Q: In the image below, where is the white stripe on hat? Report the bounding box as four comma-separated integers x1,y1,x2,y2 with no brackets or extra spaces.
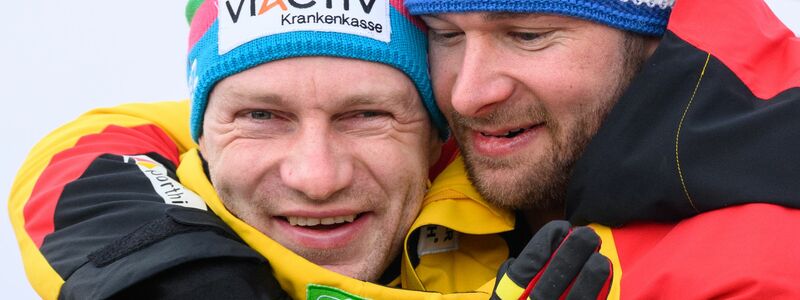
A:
621,0,674,9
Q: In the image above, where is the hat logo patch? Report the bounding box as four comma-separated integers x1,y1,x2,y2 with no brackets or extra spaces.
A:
219,0,391,54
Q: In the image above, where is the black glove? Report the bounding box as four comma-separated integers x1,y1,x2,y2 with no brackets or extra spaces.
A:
490,220,612,300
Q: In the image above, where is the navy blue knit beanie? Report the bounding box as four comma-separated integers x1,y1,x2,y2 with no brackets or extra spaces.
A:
405,0,673,36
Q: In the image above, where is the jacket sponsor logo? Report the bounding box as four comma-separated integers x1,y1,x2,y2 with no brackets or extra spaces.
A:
124,155,208,211
218,0,391,54
306,284,367,300
417,225,459,257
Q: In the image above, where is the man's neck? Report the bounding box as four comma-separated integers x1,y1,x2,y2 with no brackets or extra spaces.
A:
521,207,564,233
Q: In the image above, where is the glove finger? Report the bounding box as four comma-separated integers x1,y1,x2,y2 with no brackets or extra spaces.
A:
506,220,572,286
564,253,612,300
530,226,600,300
490,258,516,300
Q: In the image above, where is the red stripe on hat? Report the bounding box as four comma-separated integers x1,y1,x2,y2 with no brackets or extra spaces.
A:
668,0,800,100
24,125,180,248
391,0,427,31
189,0,219,51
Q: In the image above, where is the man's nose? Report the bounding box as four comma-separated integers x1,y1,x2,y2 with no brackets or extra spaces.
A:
280,123,353,201
449,38,515,117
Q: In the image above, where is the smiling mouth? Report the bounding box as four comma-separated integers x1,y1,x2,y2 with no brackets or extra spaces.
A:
480,124,540,138
284,214,359,230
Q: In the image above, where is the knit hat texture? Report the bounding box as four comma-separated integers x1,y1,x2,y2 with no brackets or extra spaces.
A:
186,0,446,141
405,0,673,36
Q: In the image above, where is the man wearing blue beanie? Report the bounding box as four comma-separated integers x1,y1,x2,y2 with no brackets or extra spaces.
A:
11,0,450,298
403,0,800,298
11,0,604,299
12,0,800,299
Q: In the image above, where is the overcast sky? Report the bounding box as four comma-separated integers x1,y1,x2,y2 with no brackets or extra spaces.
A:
1,1,798,298
0,2,188,298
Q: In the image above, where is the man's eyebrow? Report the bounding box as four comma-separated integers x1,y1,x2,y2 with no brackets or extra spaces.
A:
341,91,414,111
342,97,377,107
342,95,396,108
220,88,288,107
253,94,288,105
483,12,542,21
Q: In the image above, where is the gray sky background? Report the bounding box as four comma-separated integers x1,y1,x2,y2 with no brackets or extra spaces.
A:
0,1,797,298
1,2,188,298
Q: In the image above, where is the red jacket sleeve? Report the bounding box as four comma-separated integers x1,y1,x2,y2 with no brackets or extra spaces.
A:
609,203,800,299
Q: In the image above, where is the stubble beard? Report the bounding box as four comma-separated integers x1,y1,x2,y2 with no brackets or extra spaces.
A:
456,33,650,211
456,101,596,211
212,173,424,282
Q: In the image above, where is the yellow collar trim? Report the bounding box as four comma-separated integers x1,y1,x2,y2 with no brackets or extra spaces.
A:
177,149,490,300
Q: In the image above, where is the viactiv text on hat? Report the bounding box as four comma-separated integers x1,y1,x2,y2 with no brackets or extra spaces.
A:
186,0,448,141
404,0,674,36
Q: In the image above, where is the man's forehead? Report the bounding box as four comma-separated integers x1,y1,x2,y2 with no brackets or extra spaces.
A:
424,12,575,25
217,86,415,108
482,12,546,21
212,60,419,110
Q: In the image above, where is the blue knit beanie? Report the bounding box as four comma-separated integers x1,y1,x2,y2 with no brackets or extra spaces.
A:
186,0,447,141
405,0,673,36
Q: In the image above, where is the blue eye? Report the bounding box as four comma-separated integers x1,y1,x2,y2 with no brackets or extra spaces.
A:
429,31,463,43
358,111,382,118
509,31,542,41
250,111,273,120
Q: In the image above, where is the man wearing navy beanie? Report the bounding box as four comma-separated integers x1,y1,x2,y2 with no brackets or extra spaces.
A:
11,0,800,299
404,0,800,298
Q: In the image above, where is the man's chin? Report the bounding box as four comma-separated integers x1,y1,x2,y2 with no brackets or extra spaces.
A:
464,153,567,211
471,172,532,209
318,262,377,282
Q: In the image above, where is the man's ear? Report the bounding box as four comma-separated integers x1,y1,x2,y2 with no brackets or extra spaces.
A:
643,36,661,60
197,135,206,153
428,131,444,168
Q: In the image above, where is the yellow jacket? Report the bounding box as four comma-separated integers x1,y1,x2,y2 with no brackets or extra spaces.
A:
10,100,511,299
181,149,510,299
